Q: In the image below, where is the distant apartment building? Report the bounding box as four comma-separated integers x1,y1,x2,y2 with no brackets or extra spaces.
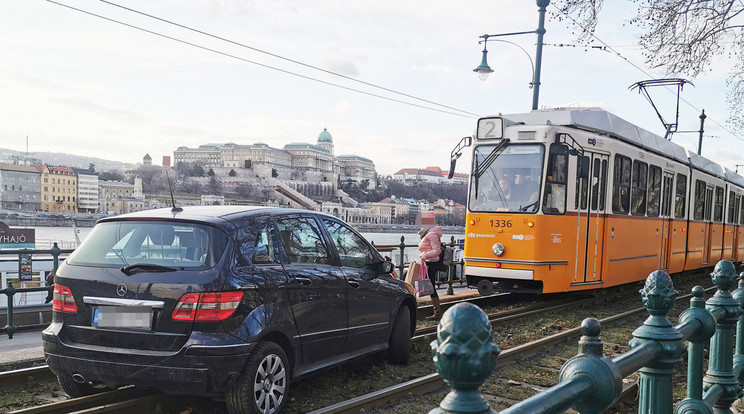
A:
392,166,468,185
392,168,444,184
0,163,41,212
99,179,144,215
74,168,100,213
41,166,78,213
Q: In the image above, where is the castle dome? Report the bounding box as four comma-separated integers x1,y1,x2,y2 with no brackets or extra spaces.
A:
318,128,333,143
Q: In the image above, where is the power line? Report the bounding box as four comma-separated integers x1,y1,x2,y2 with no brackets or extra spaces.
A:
98,0,481,118
46,0,479,119
549,3,744,144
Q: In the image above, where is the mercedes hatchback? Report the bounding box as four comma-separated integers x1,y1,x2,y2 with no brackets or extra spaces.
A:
43,206,416,414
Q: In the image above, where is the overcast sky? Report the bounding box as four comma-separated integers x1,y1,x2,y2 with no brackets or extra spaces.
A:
1,1,740,175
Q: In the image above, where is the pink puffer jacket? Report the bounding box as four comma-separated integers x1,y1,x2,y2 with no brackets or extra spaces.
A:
418,226,442,262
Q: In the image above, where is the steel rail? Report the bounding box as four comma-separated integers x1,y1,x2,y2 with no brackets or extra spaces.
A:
306,288,709,414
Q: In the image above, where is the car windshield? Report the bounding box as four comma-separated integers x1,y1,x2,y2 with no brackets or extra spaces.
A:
469,144,545,213
65,221,229,269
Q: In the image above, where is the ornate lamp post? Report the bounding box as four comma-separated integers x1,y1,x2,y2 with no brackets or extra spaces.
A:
473,0,550,110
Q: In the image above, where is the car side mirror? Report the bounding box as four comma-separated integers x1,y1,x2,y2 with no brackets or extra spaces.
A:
379,260,394,274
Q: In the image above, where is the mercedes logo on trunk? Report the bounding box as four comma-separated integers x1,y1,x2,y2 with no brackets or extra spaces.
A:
116,283,127,296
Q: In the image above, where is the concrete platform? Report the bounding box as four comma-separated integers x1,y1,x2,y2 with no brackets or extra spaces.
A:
0,329,45,368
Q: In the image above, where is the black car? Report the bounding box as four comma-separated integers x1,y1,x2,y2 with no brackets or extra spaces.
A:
42,206,416,414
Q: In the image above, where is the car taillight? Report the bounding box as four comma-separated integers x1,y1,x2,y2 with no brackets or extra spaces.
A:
172,291,244,321
52,284,78,313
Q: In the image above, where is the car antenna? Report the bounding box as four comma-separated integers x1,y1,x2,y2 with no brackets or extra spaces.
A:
164,167,182,212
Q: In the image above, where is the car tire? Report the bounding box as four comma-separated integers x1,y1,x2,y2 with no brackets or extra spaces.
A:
57,375,109,398
388,305,411,364
226,342,290,414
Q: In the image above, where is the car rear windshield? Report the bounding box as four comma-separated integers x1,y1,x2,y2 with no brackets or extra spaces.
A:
65,221,229,269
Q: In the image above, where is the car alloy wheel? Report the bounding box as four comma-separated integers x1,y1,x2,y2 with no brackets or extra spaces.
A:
254,353,287,413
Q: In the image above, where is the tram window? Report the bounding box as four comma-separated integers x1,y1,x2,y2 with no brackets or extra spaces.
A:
647,165,661,217
727,191,737,224
543,144,568,215
675,174,687,218
630,160,648,216
714,186,724,222
612,154,631,214
575,155,589,210
740,197,744,224
693,180,706,220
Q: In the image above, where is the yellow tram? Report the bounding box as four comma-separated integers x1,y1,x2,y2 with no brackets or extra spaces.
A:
454,108,744,295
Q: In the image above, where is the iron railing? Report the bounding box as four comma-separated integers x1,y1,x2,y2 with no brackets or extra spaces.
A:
429,259,744,413
372,236,466,295
1,243,72,339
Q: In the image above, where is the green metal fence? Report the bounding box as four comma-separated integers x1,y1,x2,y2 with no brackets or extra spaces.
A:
1,243,71,339
430,260,744,413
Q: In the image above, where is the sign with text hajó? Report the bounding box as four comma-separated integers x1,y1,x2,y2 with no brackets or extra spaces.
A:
0,221,35,249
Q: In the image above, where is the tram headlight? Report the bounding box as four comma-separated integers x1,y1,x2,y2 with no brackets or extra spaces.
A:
492,243,505,256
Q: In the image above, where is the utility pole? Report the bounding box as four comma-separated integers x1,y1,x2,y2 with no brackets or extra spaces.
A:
697,109,706,155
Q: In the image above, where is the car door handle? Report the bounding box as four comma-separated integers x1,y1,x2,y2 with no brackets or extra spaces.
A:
347,280,360,288
294,277,312,286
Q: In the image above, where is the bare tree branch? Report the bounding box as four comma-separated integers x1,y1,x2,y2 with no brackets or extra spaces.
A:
551,0,744,131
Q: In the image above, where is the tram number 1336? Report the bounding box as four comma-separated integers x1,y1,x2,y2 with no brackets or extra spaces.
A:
490,219,512,228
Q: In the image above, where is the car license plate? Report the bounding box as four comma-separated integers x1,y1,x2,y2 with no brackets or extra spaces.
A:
92,306,153,330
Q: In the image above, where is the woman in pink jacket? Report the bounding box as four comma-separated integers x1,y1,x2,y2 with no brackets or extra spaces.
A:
418,224,443,319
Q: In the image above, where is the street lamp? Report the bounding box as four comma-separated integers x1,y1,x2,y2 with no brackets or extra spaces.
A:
473,0,550,110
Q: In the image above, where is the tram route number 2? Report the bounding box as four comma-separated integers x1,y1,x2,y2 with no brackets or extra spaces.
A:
489,219,512,228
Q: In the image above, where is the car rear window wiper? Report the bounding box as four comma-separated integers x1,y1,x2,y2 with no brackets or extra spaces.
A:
121,263,178,276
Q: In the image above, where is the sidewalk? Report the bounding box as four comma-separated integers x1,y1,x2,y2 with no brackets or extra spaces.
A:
416,284,480,305
0,329,45,368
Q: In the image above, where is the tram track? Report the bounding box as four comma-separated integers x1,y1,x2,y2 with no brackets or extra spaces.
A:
1,270,713,414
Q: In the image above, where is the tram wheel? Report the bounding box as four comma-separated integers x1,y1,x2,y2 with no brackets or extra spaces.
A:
477,279,495,296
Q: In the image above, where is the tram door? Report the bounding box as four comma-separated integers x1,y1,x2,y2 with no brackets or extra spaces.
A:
659,172,675,270
574,153,608,284
702,185,714,265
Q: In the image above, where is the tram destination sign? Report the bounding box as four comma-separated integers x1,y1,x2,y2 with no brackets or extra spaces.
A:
0,221,35,249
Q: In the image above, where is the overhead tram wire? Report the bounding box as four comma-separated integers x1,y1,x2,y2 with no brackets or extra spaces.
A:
98,0,481,119
549,3,744,144
46,0,479,120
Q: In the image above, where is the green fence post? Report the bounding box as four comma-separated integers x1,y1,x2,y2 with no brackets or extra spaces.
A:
557,318,622,414
51,242,61,271
446,236,455,296
398,236,406,279
704,260,742,413
630,269,686,413
429,302,500,414
676,285,716,414
4,281,17,339
734,273,744,392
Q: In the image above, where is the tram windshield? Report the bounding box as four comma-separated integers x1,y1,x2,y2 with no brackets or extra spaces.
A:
469,144,544,213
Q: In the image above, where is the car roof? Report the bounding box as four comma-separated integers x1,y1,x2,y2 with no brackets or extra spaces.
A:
98,205,337,227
